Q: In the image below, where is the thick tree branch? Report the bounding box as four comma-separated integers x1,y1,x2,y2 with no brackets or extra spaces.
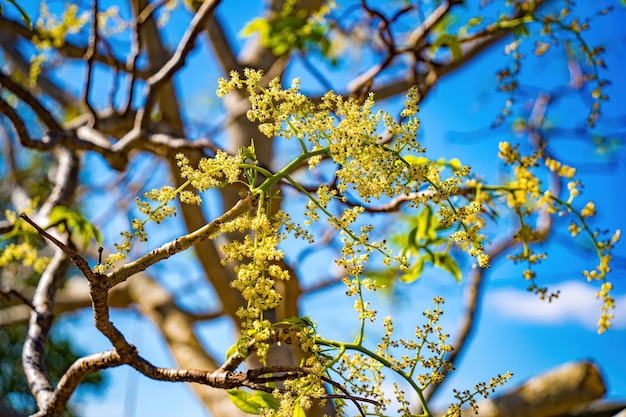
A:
22,249,73,411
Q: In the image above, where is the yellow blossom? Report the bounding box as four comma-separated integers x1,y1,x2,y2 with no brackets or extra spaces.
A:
581,201,596,217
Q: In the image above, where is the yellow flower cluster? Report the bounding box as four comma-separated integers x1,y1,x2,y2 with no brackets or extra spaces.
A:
177,151,244,191
447,371,514,416
0,206,51,274
497,139,618,333
0,242,50,274
217,210,291,356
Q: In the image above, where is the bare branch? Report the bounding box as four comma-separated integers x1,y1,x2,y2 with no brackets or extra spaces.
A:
0,33,80,108
137,0,173,24
82,0,99,122
136,0,222,130
44,350,125,416
0,288,34,310
406,1,457,49
204,11,244,74
0,71,63,132
0,95,50,151
22,249,73,411
0,16,150,79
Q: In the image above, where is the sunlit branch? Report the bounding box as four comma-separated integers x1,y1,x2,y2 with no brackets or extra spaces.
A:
44,350,125,416
108,194,254,287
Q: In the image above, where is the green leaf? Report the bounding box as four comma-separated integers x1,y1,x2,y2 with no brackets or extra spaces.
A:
432,13,457,35
430,33,463,61
241,17,270,38
225,341,238,360
407,226,419,250
415,205,432,241
273,316,314,330
400,256,425,283
227,389,280,414
48,206,102,249
467,16,483,28
433,253,462,282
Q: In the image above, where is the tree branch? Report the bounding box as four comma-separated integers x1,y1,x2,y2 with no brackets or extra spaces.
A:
108,193,254,287
135,0,222,130
0,16,150,78
0,70,63,132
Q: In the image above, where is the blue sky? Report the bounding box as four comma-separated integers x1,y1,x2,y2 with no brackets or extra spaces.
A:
3,1,626,416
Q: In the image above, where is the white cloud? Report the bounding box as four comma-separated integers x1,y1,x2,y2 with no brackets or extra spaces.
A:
486,281,626,330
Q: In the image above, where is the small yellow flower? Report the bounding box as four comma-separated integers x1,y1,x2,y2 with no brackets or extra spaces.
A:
568,221,581,237
581,201,596,217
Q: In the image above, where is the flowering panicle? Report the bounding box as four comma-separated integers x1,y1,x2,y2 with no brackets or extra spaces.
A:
446,371,514,416
496,140,619,333
1,204,52,274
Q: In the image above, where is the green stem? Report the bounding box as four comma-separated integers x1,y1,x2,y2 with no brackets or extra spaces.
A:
257,84,308,153
142,178,192,226
255,147,329,193
354,274,366,346
316,337,432,417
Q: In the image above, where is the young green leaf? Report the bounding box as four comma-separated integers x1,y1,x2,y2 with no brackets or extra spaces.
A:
433,253,462,282
400,256,425,283
48,206,103,249
227,389,280,414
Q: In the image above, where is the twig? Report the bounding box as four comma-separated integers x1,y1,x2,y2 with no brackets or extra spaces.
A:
19,214,95,282
135,0,222,130
0,70,63,132
0,288,35,310
0,15,150,79
82,0,99,123
0,95,49,151
320,375,378,417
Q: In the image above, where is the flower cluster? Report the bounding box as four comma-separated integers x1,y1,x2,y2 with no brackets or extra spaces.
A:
177,151,244,191
217,209,291,357
496,140,619,333
0,205,51,275
376,297,454,387
446,371,514,416
0,242,50,275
